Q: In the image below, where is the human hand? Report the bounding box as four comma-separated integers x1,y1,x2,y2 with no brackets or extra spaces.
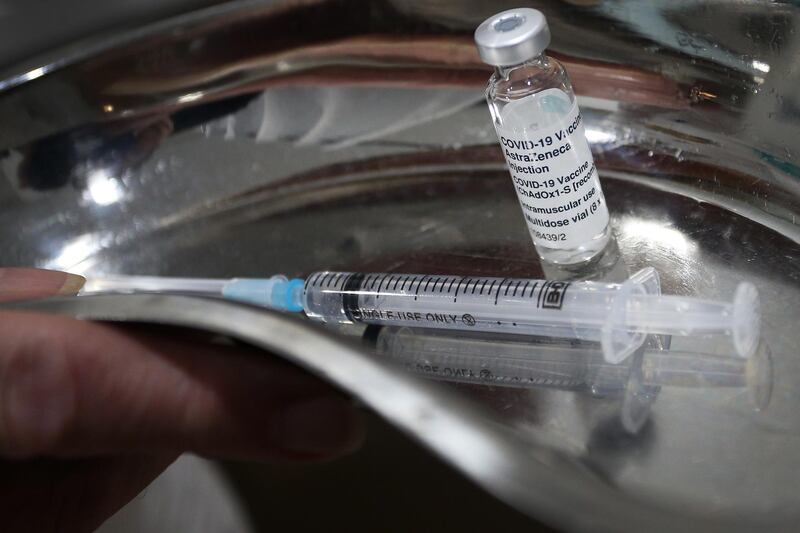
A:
0,268,364,533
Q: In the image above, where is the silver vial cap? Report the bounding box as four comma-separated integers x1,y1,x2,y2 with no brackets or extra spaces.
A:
474,8,551,67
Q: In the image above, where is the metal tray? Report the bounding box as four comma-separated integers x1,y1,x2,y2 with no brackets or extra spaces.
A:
1,1,798,531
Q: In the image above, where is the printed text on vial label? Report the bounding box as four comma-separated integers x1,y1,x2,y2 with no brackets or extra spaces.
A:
497,94,609,249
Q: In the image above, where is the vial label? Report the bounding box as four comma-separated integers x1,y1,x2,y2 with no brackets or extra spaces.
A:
495,88,609,249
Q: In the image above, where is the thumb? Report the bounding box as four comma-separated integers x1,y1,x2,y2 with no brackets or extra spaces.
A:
0,311,364,462
0,268,84,303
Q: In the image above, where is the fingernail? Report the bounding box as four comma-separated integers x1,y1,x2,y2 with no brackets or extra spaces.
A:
58,274,86,296
1,351,75,457
275,395,363,458
0,269,85,303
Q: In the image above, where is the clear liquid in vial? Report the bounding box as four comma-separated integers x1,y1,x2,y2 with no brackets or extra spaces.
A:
486,55,610,265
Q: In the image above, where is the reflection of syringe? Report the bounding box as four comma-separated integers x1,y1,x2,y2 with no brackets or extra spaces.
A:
372,327,773,411
81,267,760,363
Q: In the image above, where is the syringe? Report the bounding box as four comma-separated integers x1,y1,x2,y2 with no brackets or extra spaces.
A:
371,327,772,411
80,267,760,363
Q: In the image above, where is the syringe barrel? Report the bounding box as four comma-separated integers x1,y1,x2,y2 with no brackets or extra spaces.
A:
375,326,632,392
304,271,633,341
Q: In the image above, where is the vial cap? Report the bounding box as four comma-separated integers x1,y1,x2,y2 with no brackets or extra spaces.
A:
474,8,551,67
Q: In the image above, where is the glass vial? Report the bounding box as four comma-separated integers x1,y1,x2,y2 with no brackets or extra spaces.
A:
475,8,610,265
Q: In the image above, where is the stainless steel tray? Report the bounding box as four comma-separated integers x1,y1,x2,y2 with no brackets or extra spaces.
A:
1,1,798,531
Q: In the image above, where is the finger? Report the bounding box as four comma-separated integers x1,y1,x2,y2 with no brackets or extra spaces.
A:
0,453,176,533
0,268,85,302
0,312,364,461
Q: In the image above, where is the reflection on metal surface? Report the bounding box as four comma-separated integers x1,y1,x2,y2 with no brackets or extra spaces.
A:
0,0,800,530
618,217,697,258
583,126,617,145
374,327,770,407
85,169,125,205
0,65,50,89
373,326,773,433
0,293,768,533
751,60,770,74
45,234,103,273
176,91,206,104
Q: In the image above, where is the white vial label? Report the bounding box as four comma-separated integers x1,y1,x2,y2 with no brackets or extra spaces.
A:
496,88,609,249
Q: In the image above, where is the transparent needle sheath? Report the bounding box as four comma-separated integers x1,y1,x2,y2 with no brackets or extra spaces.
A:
81,267,760,363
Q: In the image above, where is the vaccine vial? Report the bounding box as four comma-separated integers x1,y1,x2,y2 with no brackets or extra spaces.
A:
475,8,611,265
